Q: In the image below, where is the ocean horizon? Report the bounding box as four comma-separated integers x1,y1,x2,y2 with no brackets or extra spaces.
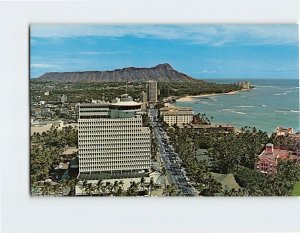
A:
175,78,299,134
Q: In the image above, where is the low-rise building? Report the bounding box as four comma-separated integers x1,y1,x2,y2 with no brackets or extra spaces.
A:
31,120,64,135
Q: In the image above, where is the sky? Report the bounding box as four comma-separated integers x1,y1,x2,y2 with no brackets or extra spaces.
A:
30,24,299,79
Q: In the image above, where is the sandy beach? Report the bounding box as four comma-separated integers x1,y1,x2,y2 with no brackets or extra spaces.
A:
176,90,240,102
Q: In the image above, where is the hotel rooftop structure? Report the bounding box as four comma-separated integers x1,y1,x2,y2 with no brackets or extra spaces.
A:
77,94,151,180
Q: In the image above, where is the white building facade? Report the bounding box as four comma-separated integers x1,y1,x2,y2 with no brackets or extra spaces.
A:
160,106,194,126
78,95,151,178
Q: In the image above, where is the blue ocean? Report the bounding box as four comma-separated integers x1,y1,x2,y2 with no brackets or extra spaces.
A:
175,79,299,134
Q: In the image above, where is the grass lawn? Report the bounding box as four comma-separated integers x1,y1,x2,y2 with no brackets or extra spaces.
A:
291,181,300,196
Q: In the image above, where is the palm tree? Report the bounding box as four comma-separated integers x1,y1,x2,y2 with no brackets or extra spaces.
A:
140,177,145,192
105,182,113,196
96,180,104,196
148,178,155,196
82,180,88,196
126,181,139,196
163,184,180,196
112,181,120,194
160,167,167,188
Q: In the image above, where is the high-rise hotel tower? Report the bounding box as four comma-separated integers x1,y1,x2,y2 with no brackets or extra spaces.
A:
78,94,151,179
147,81,157,103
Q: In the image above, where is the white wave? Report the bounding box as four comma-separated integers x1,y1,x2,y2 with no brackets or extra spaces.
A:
275,109,299,114
200,101,213,105
210,97,218,102
235,105,254,108
221,109,247,115
275,111,289,114
286,90,298,93
275,110,287,113
255,85,278,88
261,105,267,107
221,109,236,112
231,111,247,115
274,93,287,96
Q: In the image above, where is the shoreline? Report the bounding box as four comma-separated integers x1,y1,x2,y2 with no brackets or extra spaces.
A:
176,90,241,102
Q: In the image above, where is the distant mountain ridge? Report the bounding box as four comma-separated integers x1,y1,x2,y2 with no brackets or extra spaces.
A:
35,63,200,83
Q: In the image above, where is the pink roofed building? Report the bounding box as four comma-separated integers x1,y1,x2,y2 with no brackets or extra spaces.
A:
255,143,294,175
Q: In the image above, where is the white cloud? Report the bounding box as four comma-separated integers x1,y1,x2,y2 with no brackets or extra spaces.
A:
30,24,298,46
198,70,217,74
31,63,60,68
79,51,122,55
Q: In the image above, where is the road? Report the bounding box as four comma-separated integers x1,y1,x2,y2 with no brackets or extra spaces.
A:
149,107,195,196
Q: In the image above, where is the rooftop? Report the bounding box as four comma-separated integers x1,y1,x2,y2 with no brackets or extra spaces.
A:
259,148,291,161
111,94,142,107
62,147,79,155
111,101,141,107
163,111,194,116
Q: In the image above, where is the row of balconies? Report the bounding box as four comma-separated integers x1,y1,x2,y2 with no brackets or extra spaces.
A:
78,139,150,146
79,141,149,145
78,135,150,142
78,132,150,135
79,166,150,172
78,131,148,135
78,120,142,124
79,148,150,152
78,141,150,145
79,165,151,170
79,147,150,150
78,126,142,130
79,152,151,155
79,150,150,155
79,156,150,159
78,134,150,137
79,161,150,165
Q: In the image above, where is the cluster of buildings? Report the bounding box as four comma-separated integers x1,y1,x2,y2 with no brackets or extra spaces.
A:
31,94,76,121
234,81,251,90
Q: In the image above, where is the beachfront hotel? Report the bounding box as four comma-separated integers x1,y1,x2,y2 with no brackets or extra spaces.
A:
276,126,294,136
255,143,297,175
77,94,151,179
160,105,194,126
